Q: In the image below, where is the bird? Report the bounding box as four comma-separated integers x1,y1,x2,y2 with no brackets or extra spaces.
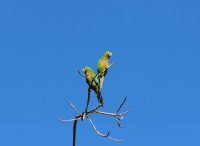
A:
97,51,112,90
82,66,103,106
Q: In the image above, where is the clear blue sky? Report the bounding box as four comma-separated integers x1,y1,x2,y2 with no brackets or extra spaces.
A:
0,1,200,146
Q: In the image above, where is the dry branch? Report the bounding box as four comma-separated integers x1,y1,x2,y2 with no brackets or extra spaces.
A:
58,96,130,145
115,117,125,128
108,136,124,142
73,119,78,146
57,118,81,123
115,96,127,114
86,116,110,137
67,100,80,115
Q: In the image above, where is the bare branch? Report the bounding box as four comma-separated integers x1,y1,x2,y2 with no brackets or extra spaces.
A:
73,119,78,146
115,96,127,114
78,70,86,78
58,85,130,145
85,89,91,113
117,109,131,116
87,109,101,116
117,116,123,121
97,109,130,116
57,118,81,123
87,101,105,114
108,136,124,142
96,96,130,117
86,116,110,137
115,117,125,128
67,100,80,115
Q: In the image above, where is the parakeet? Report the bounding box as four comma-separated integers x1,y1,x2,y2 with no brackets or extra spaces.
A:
97,51,112,90
82,66,103,105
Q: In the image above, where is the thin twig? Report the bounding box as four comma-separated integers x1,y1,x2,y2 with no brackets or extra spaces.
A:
86,116,110,137
67,100,80,115
97,109,130,116
115,96,127,114
87,101,105,114
108,136,124,142
78,70,86,78
96,96,130,117
115,117,125,128
117,116,123,121
85,89,91,113
57,118,81,123
117,109,131,116
87,109,101,116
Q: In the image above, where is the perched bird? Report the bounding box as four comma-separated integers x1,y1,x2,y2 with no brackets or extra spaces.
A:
97,51,112,89
82,67,103,105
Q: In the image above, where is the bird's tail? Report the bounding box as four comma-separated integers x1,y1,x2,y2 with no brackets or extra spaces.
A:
96,91,103,107
99,76,104,90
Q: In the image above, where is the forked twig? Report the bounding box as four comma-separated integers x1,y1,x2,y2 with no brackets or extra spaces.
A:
58,96,130,145
115,117,125,128
117,116,123,120
96,97,130,128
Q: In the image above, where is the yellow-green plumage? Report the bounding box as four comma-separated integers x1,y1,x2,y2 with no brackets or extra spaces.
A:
99,58,108,89
97,51,112,89
82,67,103,105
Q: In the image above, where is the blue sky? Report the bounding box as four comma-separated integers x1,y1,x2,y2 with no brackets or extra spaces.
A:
0,0,200,146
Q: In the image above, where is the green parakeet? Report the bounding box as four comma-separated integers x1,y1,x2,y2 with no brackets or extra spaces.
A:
97,51,112,90
82,66,103,105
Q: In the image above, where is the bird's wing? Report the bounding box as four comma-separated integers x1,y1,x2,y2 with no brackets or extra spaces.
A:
91,71,100,88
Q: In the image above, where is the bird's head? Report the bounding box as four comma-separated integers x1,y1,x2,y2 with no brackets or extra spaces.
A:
82,66,92,73
103,51,112,57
